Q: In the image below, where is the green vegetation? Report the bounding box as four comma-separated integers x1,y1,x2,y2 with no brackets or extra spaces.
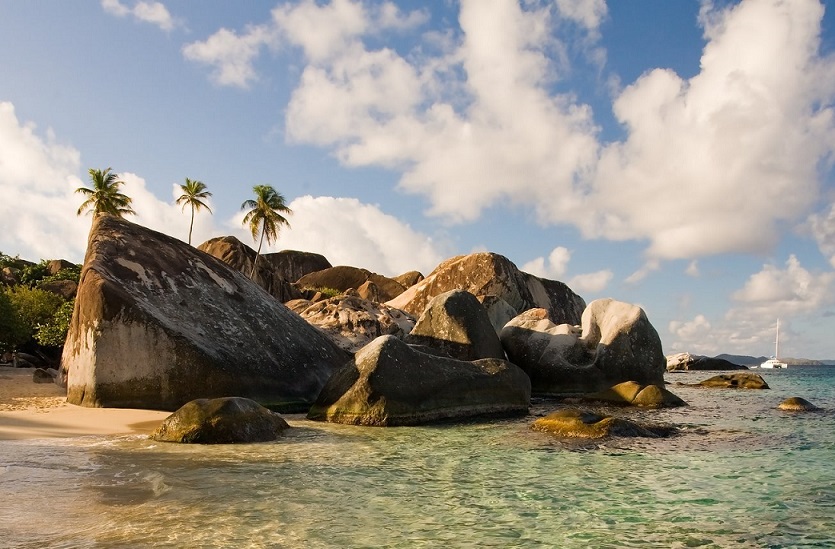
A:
241,185,293,278
35,299,75,348
307,287,342,298
76,167,135,218
176,178,213,245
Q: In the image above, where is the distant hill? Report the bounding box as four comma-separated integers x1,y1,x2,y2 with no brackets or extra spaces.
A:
714,354,826,366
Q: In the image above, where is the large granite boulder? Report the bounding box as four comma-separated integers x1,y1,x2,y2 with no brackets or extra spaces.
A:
500,299,665,395
404,290,505,361
307,335,531,426
197,236,302,302
46,259,77,275
39,279,78,300
293,295,416,353
386,252,585,324
151,397,290,443
262,250,331,283
694,373,770,389
666,352,747,371
478,295,519,334
393,271,424,289
61,215,351,411
296,266,407,302
531,409,677,439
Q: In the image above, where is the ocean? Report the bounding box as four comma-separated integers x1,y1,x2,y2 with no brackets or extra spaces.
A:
2,366,834,548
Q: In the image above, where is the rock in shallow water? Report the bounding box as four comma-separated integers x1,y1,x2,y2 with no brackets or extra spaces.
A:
695,373,769,389
531,409,678,439
777,397,820,411
583,381,686,408
151,397,290,444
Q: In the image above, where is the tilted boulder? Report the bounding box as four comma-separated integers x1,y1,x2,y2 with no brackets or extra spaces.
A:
296,266,407,302
61,215,351,411
478,295,519,334
666,352,747,371
151,397,290,444
386,252,585,325
500,299,665,394
294,295,415,353
262,250,331,283
531,409,677,439
404,289,505,361
197,236,301,302
39,279,78,300
307,335,531,426
393,270,424,289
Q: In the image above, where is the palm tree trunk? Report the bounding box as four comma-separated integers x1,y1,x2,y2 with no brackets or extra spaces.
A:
250,227,264,279
188,206,195,245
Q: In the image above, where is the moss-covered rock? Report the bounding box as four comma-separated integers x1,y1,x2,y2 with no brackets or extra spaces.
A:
777,397,819,411
531,408,677,439
696,373,769,389
151,397,290,444
583,381,686,408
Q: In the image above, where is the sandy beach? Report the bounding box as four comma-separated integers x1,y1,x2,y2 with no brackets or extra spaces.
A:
0,366,170,440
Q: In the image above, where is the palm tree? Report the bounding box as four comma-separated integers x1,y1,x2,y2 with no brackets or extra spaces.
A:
176,178,213,245
75,167,136,218
240,185,292,278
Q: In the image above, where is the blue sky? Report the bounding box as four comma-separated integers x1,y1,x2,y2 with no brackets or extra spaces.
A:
1,0,835,359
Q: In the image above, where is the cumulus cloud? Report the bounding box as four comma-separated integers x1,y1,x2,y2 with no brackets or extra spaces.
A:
807,203,835,268
227,195,446,277
667,255,835,355
101,0,179,31
187,0,835,264
581,0,835,259
0,102,89,262
521,246,612,294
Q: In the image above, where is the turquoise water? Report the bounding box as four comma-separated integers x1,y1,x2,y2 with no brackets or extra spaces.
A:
2,367,834,548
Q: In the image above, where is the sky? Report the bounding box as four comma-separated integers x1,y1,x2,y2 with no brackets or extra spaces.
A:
1,0,835,360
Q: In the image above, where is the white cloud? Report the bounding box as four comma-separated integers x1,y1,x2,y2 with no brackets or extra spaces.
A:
182,25,276,88
101,0,178,31
581,0,835,260
669,314,712,344
0,102,89,262
808,203,835,268
685,260,700,277
625,259,660,284
227,195,446,277
554,0,607,33
521,246,612,294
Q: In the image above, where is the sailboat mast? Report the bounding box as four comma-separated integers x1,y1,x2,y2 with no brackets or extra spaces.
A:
775,318,780,359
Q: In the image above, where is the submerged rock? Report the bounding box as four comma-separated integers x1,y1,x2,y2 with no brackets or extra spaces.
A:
531,409,678,439
583,381,686,408
61,215,351,411
151,397,290,444
308,335,531,426
404,289,506,361
777,397,820,411
500,299,665,395
387,252,585,325
696,373,769,389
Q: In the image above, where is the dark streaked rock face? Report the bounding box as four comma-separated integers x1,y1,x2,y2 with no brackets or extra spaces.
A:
386,252,586,325
531,409,678,439
307,335,531,426
151,397,290,444
262,250,331,283
197,236,301,302
296,266,407,302
404,289,506,362
61,215,350,411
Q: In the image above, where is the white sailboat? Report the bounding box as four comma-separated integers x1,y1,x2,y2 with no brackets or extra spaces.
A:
760,319,788,369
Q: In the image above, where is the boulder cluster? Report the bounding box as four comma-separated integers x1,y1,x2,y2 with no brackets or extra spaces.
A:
56,216,685,441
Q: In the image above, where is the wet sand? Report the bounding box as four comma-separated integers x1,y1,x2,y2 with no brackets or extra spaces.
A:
0,366,169,440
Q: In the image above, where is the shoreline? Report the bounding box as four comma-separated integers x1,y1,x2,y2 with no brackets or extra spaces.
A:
0,366,169,440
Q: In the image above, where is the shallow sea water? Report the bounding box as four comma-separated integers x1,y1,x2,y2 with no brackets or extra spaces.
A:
2,367,834,548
